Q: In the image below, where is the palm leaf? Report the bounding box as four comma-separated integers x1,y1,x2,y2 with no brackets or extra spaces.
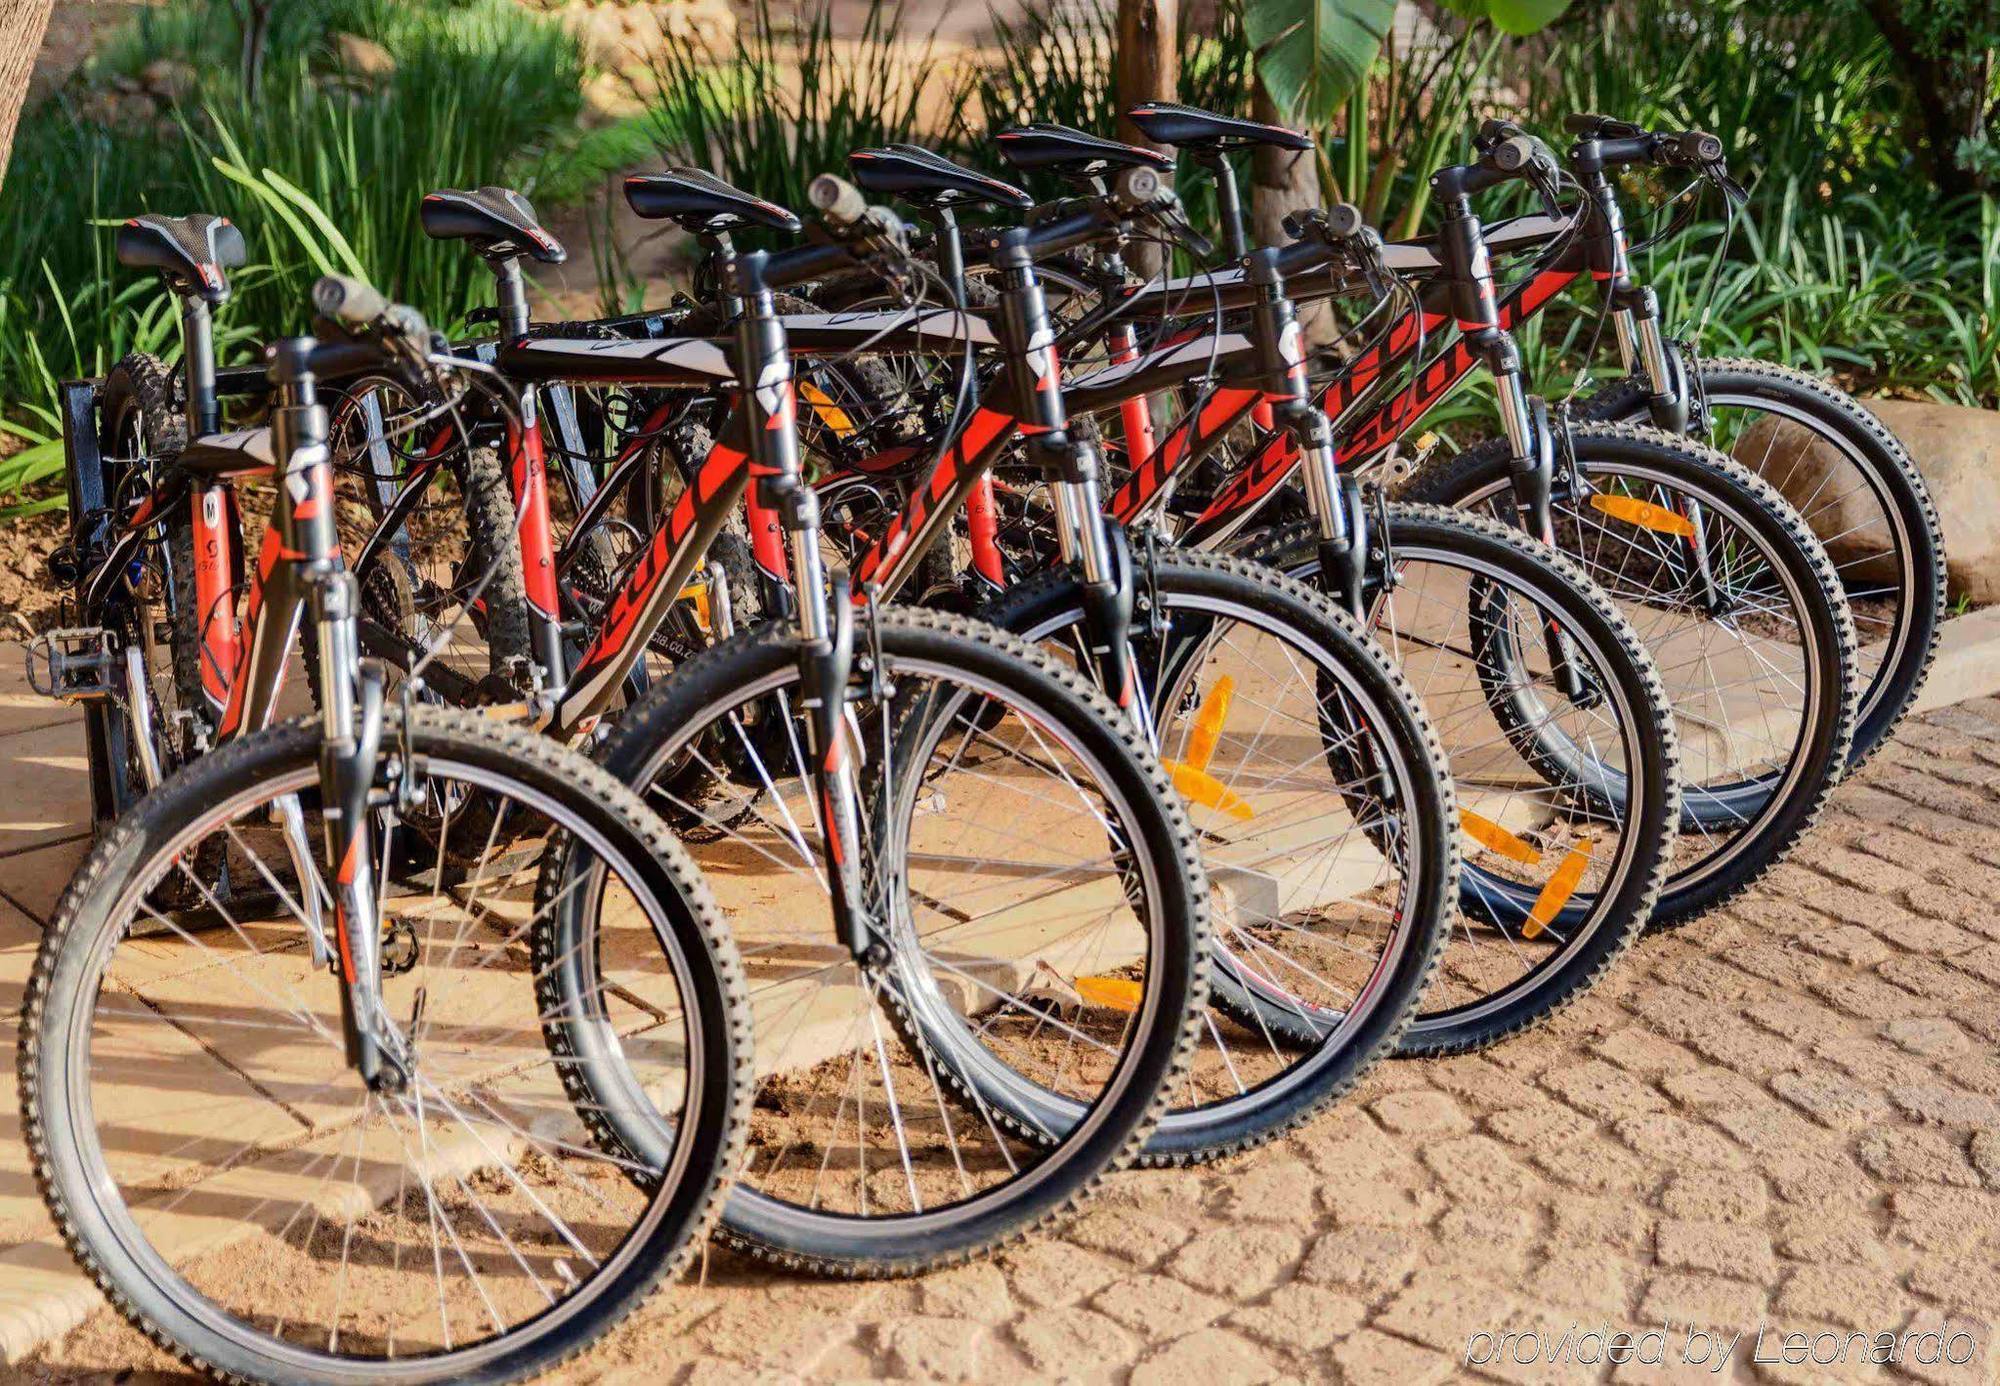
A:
1242,0,1396,125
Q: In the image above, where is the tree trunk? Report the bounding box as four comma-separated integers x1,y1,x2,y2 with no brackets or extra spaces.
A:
1862,0,1984,198
0,0,56,197
1251,79,1335,340
1115,0,1177,279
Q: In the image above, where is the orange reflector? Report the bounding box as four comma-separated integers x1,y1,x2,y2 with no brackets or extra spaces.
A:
800,380,857,436
1523,840,1593,939
1589,493,1695,537
1161,760,1255,820
1076,975,1144,1012
1183,675,1235,772
1460,810,1541,864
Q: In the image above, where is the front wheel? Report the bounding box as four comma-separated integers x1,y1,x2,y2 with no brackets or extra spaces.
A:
979,552,1457,1149
1403,421,1856,925
1579,357,1944,770
552,607,1209,1276
1243,506,1681,1053
23,710,749,1383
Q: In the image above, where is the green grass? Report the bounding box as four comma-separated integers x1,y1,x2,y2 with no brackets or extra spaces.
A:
0,0,594,511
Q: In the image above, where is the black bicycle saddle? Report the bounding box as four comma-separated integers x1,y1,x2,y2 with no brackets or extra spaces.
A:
623,169,802,236
995,124,1175,177
847,145,1032,211
114,213,247,303
420,187,566,263
1125,101,1312,152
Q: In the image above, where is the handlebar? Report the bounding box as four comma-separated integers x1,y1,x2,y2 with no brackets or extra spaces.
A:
1276,202,1389,288
968,163,1196,267
764,174,914,291
313,273,431,342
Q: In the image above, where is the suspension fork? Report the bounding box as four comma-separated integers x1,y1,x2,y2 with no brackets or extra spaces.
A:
1436,198,1594,705
1246,249,1368,620
995,243,1146,738
266,338,400,1090
729,255,873,961
1573,173,1720,609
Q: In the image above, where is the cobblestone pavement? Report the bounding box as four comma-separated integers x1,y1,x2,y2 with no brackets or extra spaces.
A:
22,700,2000,1384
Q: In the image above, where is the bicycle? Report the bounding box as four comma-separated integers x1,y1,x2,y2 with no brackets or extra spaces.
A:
23,274,752,1382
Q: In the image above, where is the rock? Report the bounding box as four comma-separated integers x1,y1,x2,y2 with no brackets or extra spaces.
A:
140,58,197,103
331,32,396,82
1742,397,1995,602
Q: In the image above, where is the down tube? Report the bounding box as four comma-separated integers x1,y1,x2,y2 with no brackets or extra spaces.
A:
550,427,754,737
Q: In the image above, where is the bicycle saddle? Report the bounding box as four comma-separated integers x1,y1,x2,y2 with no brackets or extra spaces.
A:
420,187,566,263
623,169,802,236
114,213,246,303
995,124,1174,178
1125,101,1312,152
848,145,1032,211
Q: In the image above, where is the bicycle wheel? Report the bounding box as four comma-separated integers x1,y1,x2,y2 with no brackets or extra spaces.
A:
1404,421,1855,924
1580,358,1944,768
979,551,1457,1152
324,382,531,700
1243,507,1680,1053
23,709,748,1383
98,354,199,807
544,606,1207,1275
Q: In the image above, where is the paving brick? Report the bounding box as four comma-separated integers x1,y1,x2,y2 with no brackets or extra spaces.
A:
1890,1186,2000,1255
1887,1084,2000,1128
1211,1156,1319,1228
1775,1264,1910,1330
1377,1270,1521,1351
1638,1273,1768,1331
1656,1219,1777,1279
1856,1128,1983,1187
1128,1327,1278,1386
1369,1088,1472,1136
1419,1135,1540,1207
1538,1058,1669,1121
1660,1168,1769,1223
1769,1067,1896,1130
1064,1205,1195,1270
1877,955,1990,1005
1009,1306,1137,1376
1613,1111,1753,1171
1227,1284,1365,1354
1169,1226,1303,1299
1595,1027,1702,1076
1484,1101,1596,1150
1880,1017,1971,1058
1798,924,1893,966
1092,1275,1228,1341
1001,1240,1124,1309
1327,1328,1455,1386
1297,1225,1418,1297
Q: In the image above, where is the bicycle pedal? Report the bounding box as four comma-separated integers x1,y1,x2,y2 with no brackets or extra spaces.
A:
24,627,120,703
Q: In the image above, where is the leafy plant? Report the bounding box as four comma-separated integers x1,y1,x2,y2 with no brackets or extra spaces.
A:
648,0,971,244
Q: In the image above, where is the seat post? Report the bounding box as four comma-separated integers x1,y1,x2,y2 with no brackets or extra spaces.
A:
180,295,219,437
489,256,531,338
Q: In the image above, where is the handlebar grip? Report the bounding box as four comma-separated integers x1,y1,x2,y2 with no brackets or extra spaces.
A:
1676,130,1725,164
1563,112,1644,138
313,274,391,327
1323,202,1364,240
1478,117,1525,146
1110,163,1165,212
808,174,868,230
1490,135,1537,173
